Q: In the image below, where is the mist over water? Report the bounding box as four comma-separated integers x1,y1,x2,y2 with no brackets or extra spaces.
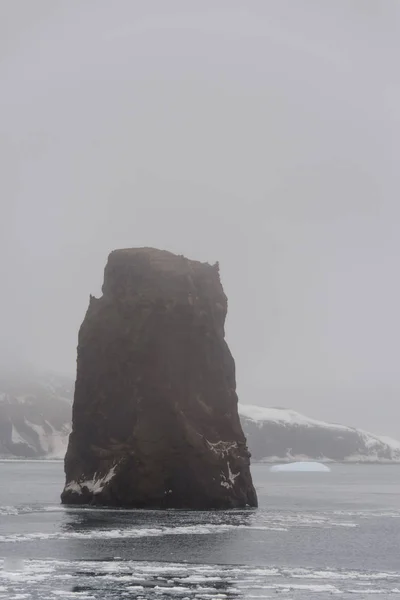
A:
1,4,400,431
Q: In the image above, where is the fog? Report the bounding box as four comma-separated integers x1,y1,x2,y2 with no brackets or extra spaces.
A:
1,1,399,436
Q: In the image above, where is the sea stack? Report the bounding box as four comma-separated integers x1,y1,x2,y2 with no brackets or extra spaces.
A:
61,248,257,508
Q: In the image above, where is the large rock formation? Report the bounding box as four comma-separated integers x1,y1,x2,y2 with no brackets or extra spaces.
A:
62,248,257,508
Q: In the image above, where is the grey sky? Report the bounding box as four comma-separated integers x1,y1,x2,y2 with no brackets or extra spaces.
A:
1,1,400,436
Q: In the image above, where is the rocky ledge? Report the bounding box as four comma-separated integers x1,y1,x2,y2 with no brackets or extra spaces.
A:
61,248,257,508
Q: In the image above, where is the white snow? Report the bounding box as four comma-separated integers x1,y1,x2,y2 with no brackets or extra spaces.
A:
342,452,400,463
63,481,82,494
1,558,399,599
206,439,237,457
65,464,119,495
11,426,28,446
46,423,71,459
24,420,50,453
270,461,331,472
239,403,400,461
260,453,334,464
220,461,240,488
379,436,400,450
239,403,350,431
24,419,70,458
227,461,240,484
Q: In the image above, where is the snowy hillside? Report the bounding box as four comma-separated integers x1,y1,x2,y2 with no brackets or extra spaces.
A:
0,369,73,458
239,404,400,463
2,368,399,465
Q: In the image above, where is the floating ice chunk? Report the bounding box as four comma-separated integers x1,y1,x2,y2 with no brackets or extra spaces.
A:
270,461,330,472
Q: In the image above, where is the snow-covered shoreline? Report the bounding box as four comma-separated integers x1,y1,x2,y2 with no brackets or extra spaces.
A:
239,404,400,464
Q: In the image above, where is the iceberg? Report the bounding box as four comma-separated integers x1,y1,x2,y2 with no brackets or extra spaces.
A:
270,461,330,472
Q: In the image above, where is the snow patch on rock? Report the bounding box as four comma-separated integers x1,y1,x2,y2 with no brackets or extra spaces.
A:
11,426,31,447
220,461,240,489
65,464,119,496
207,439,238,457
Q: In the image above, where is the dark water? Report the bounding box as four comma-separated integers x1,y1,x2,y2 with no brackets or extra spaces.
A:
1,461,400,598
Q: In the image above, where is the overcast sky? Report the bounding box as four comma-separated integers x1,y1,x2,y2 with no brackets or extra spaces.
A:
1,1,400,436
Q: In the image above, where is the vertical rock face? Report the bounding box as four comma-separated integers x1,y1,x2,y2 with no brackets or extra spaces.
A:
61,248,257,508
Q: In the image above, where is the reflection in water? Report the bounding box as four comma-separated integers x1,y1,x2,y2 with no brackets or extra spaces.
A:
61,506,255,535
59,507,257,568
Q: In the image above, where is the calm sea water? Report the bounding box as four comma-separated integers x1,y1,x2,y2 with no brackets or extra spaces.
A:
1,461,400,599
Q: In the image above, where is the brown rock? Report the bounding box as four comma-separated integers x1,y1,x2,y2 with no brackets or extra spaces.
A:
61,248,257,508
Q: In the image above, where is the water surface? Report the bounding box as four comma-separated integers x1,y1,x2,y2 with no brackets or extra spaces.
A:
1,461,400,598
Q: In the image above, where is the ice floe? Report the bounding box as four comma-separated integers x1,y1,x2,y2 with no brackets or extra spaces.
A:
270,461,331,472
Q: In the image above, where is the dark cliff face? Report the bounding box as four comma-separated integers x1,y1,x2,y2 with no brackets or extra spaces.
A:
62,248,257,508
